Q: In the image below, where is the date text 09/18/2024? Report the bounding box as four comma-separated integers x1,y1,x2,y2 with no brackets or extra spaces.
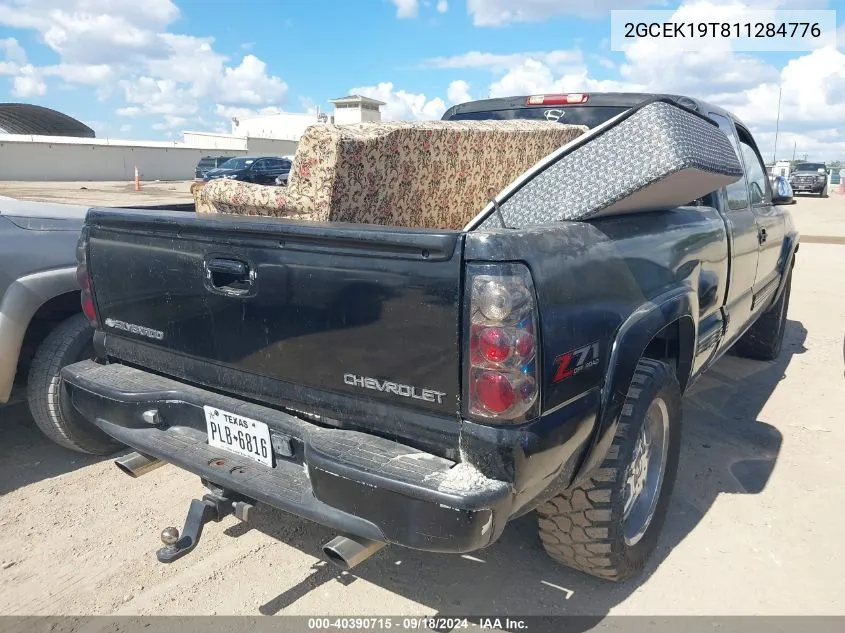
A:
306,618,529,630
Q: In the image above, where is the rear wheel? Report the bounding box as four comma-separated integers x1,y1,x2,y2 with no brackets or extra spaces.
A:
734,269,792,361
27,313,122,455
536,358,682,581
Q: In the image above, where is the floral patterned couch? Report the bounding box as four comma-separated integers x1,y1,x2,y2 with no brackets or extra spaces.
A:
194,120,588,231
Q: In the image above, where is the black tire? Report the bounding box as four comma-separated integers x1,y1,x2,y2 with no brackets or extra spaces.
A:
26,313,122,455
734,269,792,361
536,358,682,581
821,186,828,198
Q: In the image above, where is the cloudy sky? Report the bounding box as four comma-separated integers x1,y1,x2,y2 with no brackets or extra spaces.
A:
0,0,843,161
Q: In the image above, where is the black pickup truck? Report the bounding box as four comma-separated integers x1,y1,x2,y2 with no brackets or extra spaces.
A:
62,93,798,581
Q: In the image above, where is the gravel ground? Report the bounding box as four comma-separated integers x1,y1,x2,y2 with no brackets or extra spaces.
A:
0,194,843,618
0,180,195,207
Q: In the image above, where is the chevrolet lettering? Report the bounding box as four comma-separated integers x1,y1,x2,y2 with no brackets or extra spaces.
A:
343,373,447,404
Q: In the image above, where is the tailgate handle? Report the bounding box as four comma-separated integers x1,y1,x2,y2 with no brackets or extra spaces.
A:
205,258,252,294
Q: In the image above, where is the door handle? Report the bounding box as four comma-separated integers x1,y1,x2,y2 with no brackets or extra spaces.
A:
205,258,252,295
758,228,768,244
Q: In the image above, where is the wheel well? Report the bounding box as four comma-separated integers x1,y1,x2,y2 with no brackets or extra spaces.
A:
641,316,695,392
15,291,81,383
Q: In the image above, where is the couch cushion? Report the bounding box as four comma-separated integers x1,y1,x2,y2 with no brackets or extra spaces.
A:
197,119,588,230
473,99,745,229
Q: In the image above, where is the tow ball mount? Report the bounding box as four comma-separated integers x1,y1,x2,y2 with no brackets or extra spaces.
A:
156,491,254,563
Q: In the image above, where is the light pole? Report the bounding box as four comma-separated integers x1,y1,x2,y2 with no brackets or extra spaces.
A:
772,84,782,164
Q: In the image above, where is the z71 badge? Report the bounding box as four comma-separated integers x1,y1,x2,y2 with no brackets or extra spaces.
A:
553,341,600,383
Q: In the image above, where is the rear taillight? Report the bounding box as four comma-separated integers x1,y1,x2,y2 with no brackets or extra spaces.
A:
76,230,98,327
526,93,589,106
465,263,540,423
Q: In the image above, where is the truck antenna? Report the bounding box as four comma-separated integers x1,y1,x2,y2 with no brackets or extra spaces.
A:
490,196,509,229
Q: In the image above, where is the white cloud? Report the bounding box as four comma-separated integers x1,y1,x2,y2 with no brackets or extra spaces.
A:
447,79,472,104
488,59,638,98
731,47,845,127
436,0,448,12
752,129,845,163
12,64,46,97
118,77,197,117
216,55,288,106
42,64,114,85
391,0,419,19
0,37,27,79
299,96,320,115
1,37,27,65
426,0,845,160
424,49,583,72
349,82,446,120
214,104,284,121
466,0,828,26
151,115,188,131
466,0,664,26
0,0,288,130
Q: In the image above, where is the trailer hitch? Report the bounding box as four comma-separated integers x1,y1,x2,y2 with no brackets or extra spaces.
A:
157,491,255,563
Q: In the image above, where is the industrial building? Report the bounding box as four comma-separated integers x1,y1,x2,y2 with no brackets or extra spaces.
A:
0,96,385,182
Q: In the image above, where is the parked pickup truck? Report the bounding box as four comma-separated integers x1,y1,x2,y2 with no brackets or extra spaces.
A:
62,93,798,581
789,162,829,197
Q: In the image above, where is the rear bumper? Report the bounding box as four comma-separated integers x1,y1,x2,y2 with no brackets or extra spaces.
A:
62,360,514,553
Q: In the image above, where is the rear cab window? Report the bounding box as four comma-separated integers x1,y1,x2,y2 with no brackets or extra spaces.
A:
446,105,629,128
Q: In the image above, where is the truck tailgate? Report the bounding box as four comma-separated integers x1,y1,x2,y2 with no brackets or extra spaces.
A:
84,209,464,437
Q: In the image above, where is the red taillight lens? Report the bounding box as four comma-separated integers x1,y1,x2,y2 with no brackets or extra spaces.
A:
465,263,539,423
474,371,516,414
515,332,535,358
478,327,511,363
81,292,97,323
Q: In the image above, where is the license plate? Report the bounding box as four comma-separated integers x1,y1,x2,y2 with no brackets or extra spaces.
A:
204,405,273,467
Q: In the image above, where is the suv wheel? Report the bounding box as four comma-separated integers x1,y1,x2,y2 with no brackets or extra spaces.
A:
536,358,682,581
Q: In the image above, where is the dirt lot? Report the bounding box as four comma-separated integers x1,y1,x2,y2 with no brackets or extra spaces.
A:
0,193,844,618
0,180,195,207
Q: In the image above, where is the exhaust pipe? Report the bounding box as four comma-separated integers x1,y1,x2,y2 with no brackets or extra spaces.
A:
322,535,386,570
115,452,165,478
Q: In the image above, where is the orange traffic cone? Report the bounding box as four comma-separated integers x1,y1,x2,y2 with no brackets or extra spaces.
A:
134,166,140,192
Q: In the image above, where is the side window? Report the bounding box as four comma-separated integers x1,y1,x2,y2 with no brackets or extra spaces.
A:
708,113,749,211
737,137,769,206
251,159,267,173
